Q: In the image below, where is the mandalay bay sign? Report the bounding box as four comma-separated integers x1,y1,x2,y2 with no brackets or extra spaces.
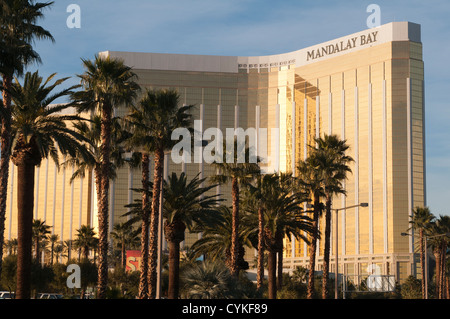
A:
306,30,379,61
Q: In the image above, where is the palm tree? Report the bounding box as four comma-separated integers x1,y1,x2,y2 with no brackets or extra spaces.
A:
48,234,59,265
429,216,450,299
409,206,435,298
241,173,270,290
124,88,193,299
110,222,138,269
243,173,312,299
63,239,73,261
314,134,353,299
9,71,92,299
191,205,253,274
182,260,234,299
211,138,260,277
31,219,51,264
67,114,136,197
122,184,153,298
4,238,18,255
0,0,54,279
297,154,325,299
73,225,97,261
71,54,139,298
162,172,221,299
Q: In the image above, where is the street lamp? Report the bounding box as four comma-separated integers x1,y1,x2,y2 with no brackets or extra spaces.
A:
306,202,368,299
334,203,368,299
401,231,450,299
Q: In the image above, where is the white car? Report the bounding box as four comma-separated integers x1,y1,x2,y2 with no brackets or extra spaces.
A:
38,293,63,299
0,291,14,299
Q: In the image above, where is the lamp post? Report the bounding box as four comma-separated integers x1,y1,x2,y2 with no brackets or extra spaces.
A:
401,231,450,299
334,202,368,299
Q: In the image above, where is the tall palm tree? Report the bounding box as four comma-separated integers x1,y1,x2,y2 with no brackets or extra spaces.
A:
122,184,153,298
211,138,260,277
429,216,450,299
241,173,271,290
297,154,325,299
124,88,193,299
409,206,435,298
67,114,136,198
71,54,139,298
314,134,353,299
162,172,221,299
31,219,51,264
9,71,92,299
73,225,97,261
0,0,54,278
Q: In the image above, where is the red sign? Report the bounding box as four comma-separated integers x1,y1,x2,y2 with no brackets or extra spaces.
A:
126,250,142,272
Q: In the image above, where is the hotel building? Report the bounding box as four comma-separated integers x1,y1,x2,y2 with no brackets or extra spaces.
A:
4,21,425,283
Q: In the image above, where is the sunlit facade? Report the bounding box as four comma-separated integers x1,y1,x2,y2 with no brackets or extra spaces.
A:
4,21,424,283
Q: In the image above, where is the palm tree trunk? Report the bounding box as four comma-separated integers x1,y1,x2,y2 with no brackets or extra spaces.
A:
165,219,186,300
322,194,332,299
434,247,441,298
419,229,426,299
307,193,320,299
121,242,126,269
277,239,283,290
148,147,164,298
167,239,180,299
138,153,150,299
0,75,12,277
257,207,264,290
440,242,446,299
15,160,36,299
97,104,112,299
35,238,40,264
230,177,240,277
267,248,277,299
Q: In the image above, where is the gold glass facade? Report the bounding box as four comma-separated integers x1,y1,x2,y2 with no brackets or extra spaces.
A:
4,22,424,281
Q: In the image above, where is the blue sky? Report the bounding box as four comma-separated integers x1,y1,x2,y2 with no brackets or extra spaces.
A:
26,0,450,216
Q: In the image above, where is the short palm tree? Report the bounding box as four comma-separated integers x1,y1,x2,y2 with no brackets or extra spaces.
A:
409,206,435,298
31,219,51,264
124,88,193,299
191,205,253,274
182,260,234,299
110,222,139,269
73,225,97,261
72,54,139,298
0,0,54,278
9,71,92,299
243,173,312,299
162,172,221,299
211,138,260,277
48,234,59,265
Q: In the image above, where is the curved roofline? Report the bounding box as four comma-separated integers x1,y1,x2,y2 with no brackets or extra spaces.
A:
101,21,420,73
